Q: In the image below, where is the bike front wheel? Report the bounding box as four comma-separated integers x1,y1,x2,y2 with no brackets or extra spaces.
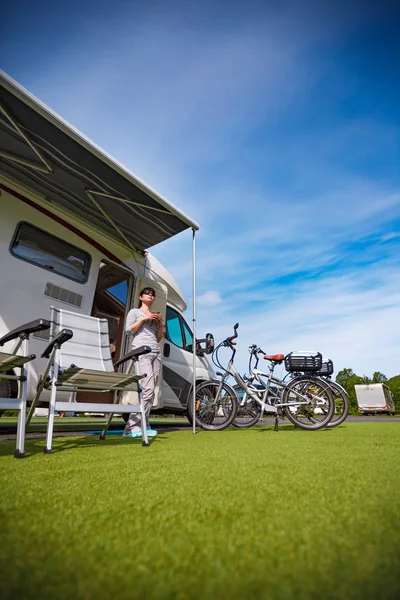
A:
281,376,335,430
232,392,262,428
188,381,238,431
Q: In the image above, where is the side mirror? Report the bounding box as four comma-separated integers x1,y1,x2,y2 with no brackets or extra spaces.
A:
205,333,214,355
195,333,215,356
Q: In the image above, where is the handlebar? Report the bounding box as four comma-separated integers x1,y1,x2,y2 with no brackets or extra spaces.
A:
247,343,267,374
248,344,265,355
211,323,239,372
223,323,239,345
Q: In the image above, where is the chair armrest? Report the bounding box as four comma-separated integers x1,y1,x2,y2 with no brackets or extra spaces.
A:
0,319,51,346
41,329,73,358
114,345,152,368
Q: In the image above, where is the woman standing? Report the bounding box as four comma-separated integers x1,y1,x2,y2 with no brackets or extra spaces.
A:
123,287,163,438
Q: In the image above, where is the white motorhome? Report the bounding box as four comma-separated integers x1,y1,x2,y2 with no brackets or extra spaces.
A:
0,71,215,417
355,383,396,416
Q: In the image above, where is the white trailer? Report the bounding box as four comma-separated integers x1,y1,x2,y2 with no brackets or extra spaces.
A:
0,70,215,418
354,383,395,416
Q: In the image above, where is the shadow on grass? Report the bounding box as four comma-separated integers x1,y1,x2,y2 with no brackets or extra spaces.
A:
0,421,339,459
0,431,172,459
192,423,333,434
251,423,334,434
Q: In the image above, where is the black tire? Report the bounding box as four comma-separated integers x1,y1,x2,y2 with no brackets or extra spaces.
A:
186,389,207,426
188,381,238,431
0,379,12,418
324,381,349,427
232,392,262,428
281,376,335,430
186,410,193,426
308,380,349,428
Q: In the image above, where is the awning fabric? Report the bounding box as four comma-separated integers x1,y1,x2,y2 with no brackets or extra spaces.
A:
0,71,199,252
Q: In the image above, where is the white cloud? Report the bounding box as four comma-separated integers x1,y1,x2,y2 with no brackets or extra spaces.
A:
197,290,223,306
380,232,400,243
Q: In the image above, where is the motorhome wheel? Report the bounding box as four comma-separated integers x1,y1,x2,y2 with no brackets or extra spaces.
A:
0,379,12,417
0,379,11,398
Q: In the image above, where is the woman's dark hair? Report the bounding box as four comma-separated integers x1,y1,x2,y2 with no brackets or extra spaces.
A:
138,287,156,308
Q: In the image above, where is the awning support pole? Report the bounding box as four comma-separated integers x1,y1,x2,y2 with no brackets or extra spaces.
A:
192,228,197,435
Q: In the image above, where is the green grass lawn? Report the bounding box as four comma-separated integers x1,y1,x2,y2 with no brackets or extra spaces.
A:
1,423,399,600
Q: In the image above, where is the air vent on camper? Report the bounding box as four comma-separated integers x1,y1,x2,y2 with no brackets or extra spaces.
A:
44,282,83,308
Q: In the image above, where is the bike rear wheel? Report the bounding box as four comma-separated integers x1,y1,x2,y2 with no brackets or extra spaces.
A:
305,380,349,427
281,376,335,430
317,380,349,427
189,381,238,431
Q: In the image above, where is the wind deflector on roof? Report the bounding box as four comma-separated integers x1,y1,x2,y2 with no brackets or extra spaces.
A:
0,71,199,252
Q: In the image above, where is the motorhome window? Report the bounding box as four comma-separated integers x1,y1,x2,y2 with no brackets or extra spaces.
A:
10,222,91,283
165,306,184,348
182,318,194,353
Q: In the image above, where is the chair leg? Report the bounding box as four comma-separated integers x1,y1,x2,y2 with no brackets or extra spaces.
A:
141,402,149,447
100,389,121,439
27,359,53,427
14,405,26,458
26,389,40,427
45,385,58,454
15,361,28,458
26,401,36,428
44,353,62,454
133,363,149,447
45,404,55,453
100,412,113,440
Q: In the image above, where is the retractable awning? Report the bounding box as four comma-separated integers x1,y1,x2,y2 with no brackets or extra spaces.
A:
0,70,199,252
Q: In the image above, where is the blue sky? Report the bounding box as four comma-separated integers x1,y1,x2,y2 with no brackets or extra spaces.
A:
2,0,400,378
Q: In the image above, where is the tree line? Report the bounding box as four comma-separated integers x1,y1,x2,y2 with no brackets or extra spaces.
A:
336,369,400,414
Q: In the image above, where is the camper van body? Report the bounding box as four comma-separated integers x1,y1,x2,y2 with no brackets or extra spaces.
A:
0,71,215,416
354,383,396,416
0,180,215,413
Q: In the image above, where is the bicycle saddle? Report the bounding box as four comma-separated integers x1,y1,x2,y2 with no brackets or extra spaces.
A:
263,354,285,362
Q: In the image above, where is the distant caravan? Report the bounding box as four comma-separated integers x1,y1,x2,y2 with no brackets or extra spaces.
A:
354,383,396,416
0,71,215,420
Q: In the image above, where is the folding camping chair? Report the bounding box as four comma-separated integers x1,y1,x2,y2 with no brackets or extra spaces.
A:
0,319,50,457
27,307,152,453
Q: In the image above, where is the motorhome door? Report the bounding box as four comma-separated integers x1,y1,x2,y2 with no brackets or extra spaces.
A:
91,261,134,363
162,306,196,410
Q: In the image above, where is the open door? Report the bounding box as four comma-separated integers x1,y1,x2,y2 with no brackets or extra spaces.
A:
91,261,134,361
122,276,167,409
76,260,134,405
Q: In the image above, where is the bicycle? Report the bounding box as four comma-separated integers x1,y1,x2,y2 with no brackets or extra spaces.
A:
232,344,336,430
187,329,239,431
195,324,335,431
